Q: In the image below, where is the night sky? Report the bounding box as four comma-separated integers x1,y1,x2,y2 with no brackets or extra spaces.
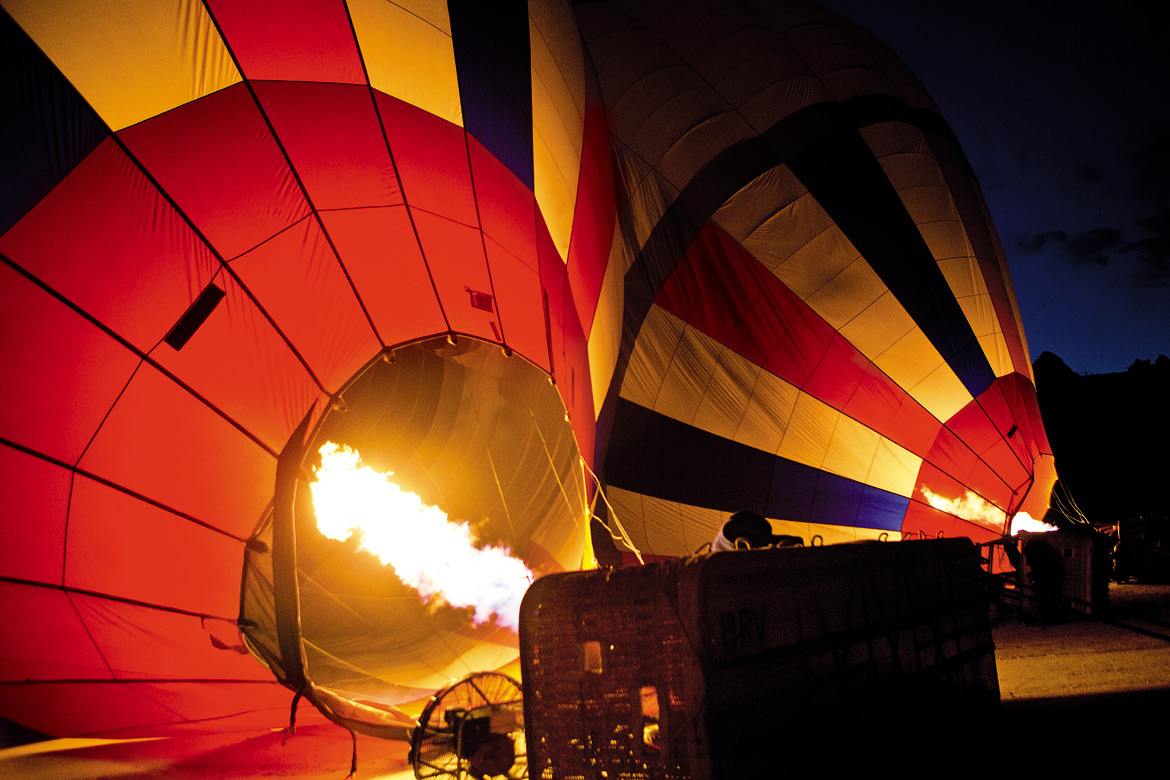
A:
815,1,1169,375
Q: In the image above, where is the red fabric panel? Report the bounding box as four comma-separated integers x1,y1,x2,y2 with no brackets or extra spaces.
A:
118,83,311,261
537,216,567,377
76,363,275,539
65,476,244,616
566,102,616,334
0,139,220,352
485,239,547,368
254,81,402,211
924,426,1013,514
913,454,1010,536
376,92,478,227
0,263,140,463
899,498,1000,544
974,380,1035,468
659,222,943,458
0,444,70,585
411,210,500,343
468,136,537,271
560,278,596,468
319,206,447,348
0,680,299,738
0,582,111,680
1001,371,1050,457
71,594,268,680
206,0,366,84
660,223,828,387
535,214,594,458
149,271,324,453
231,217,381,393
944,396,1030,495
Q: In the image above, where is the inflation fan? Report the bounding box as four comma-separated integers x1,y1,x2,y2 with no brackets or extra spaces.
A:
409,672,527,780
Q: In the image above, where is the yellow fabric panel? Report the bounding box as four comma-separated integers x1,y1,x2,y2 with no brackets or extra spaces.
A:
802,257,886,331
838,291,914,360
776,392,836,469
866,437,922,498
587,224,631,420
771,519,892,546
4,0,240,131
620,305,685,410
766,220,860,301
895,348,970,423
348,0,462,126
821,415,881,488
607,486,672,558
389,0,452,33
711,164,806,242
691,345,766,443
677,502,729,556
733,359,800,456
530,1,585,262
839,292,971,422
601,488,726,558
738,192,832,274
651,322,723,425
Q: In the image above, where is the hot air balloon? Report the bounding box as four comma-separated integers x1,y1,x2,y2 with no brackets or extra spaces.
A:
0,0,1055,755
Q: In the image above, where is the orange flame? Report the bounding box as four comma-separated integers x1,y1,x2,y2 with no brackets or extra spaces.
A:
1009,511,1058,535
920,487,1007,530
310,442,532,630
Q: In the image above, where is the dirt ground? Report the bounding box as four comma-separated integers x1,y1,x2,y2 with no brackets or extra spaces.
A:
3,582,1168,778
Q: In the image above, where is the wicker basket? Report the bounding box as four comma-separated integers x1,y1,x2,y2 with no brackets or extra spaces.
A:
519,538,998,778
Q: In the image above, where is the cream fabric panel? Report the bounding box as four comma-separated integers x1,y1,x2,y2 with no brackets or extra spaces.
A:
348,0,462,126
3,0,241,130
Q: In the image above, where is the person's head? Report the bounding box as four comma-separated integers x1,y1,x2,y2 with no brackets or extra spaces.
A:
714,510,778,551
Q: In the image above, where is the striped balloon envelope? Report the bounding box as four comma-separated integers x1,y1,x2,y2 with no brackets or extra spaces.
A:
581,1,1056,559
0,0,1054,741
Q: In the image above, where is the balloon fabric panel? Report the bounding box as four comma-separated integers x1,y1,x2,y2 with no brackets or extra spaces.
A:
0,445,70,585
1,0,241,131
205,0,366,84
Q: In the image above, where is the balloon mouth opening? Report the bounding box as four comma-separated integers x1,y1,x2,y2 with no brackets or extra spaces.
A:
241,336,587,710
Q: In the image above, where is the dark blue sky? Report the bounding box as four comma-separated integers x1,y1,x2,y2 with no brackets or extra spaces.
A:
816,1,1169,375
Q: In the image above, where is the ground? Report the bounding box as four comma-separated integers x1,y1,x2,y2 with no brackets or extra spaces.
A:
2,582,1168,778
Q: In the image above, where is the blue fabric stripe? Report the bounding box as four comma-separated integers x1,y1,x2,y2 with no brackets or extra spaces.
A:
448,0,534,189
606,399,908,532
1,9,110,235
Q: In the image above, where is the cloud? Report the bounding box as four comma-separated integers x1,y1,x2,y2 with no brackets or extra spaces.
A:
1015,228,1119,266
1122,208,1170,286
